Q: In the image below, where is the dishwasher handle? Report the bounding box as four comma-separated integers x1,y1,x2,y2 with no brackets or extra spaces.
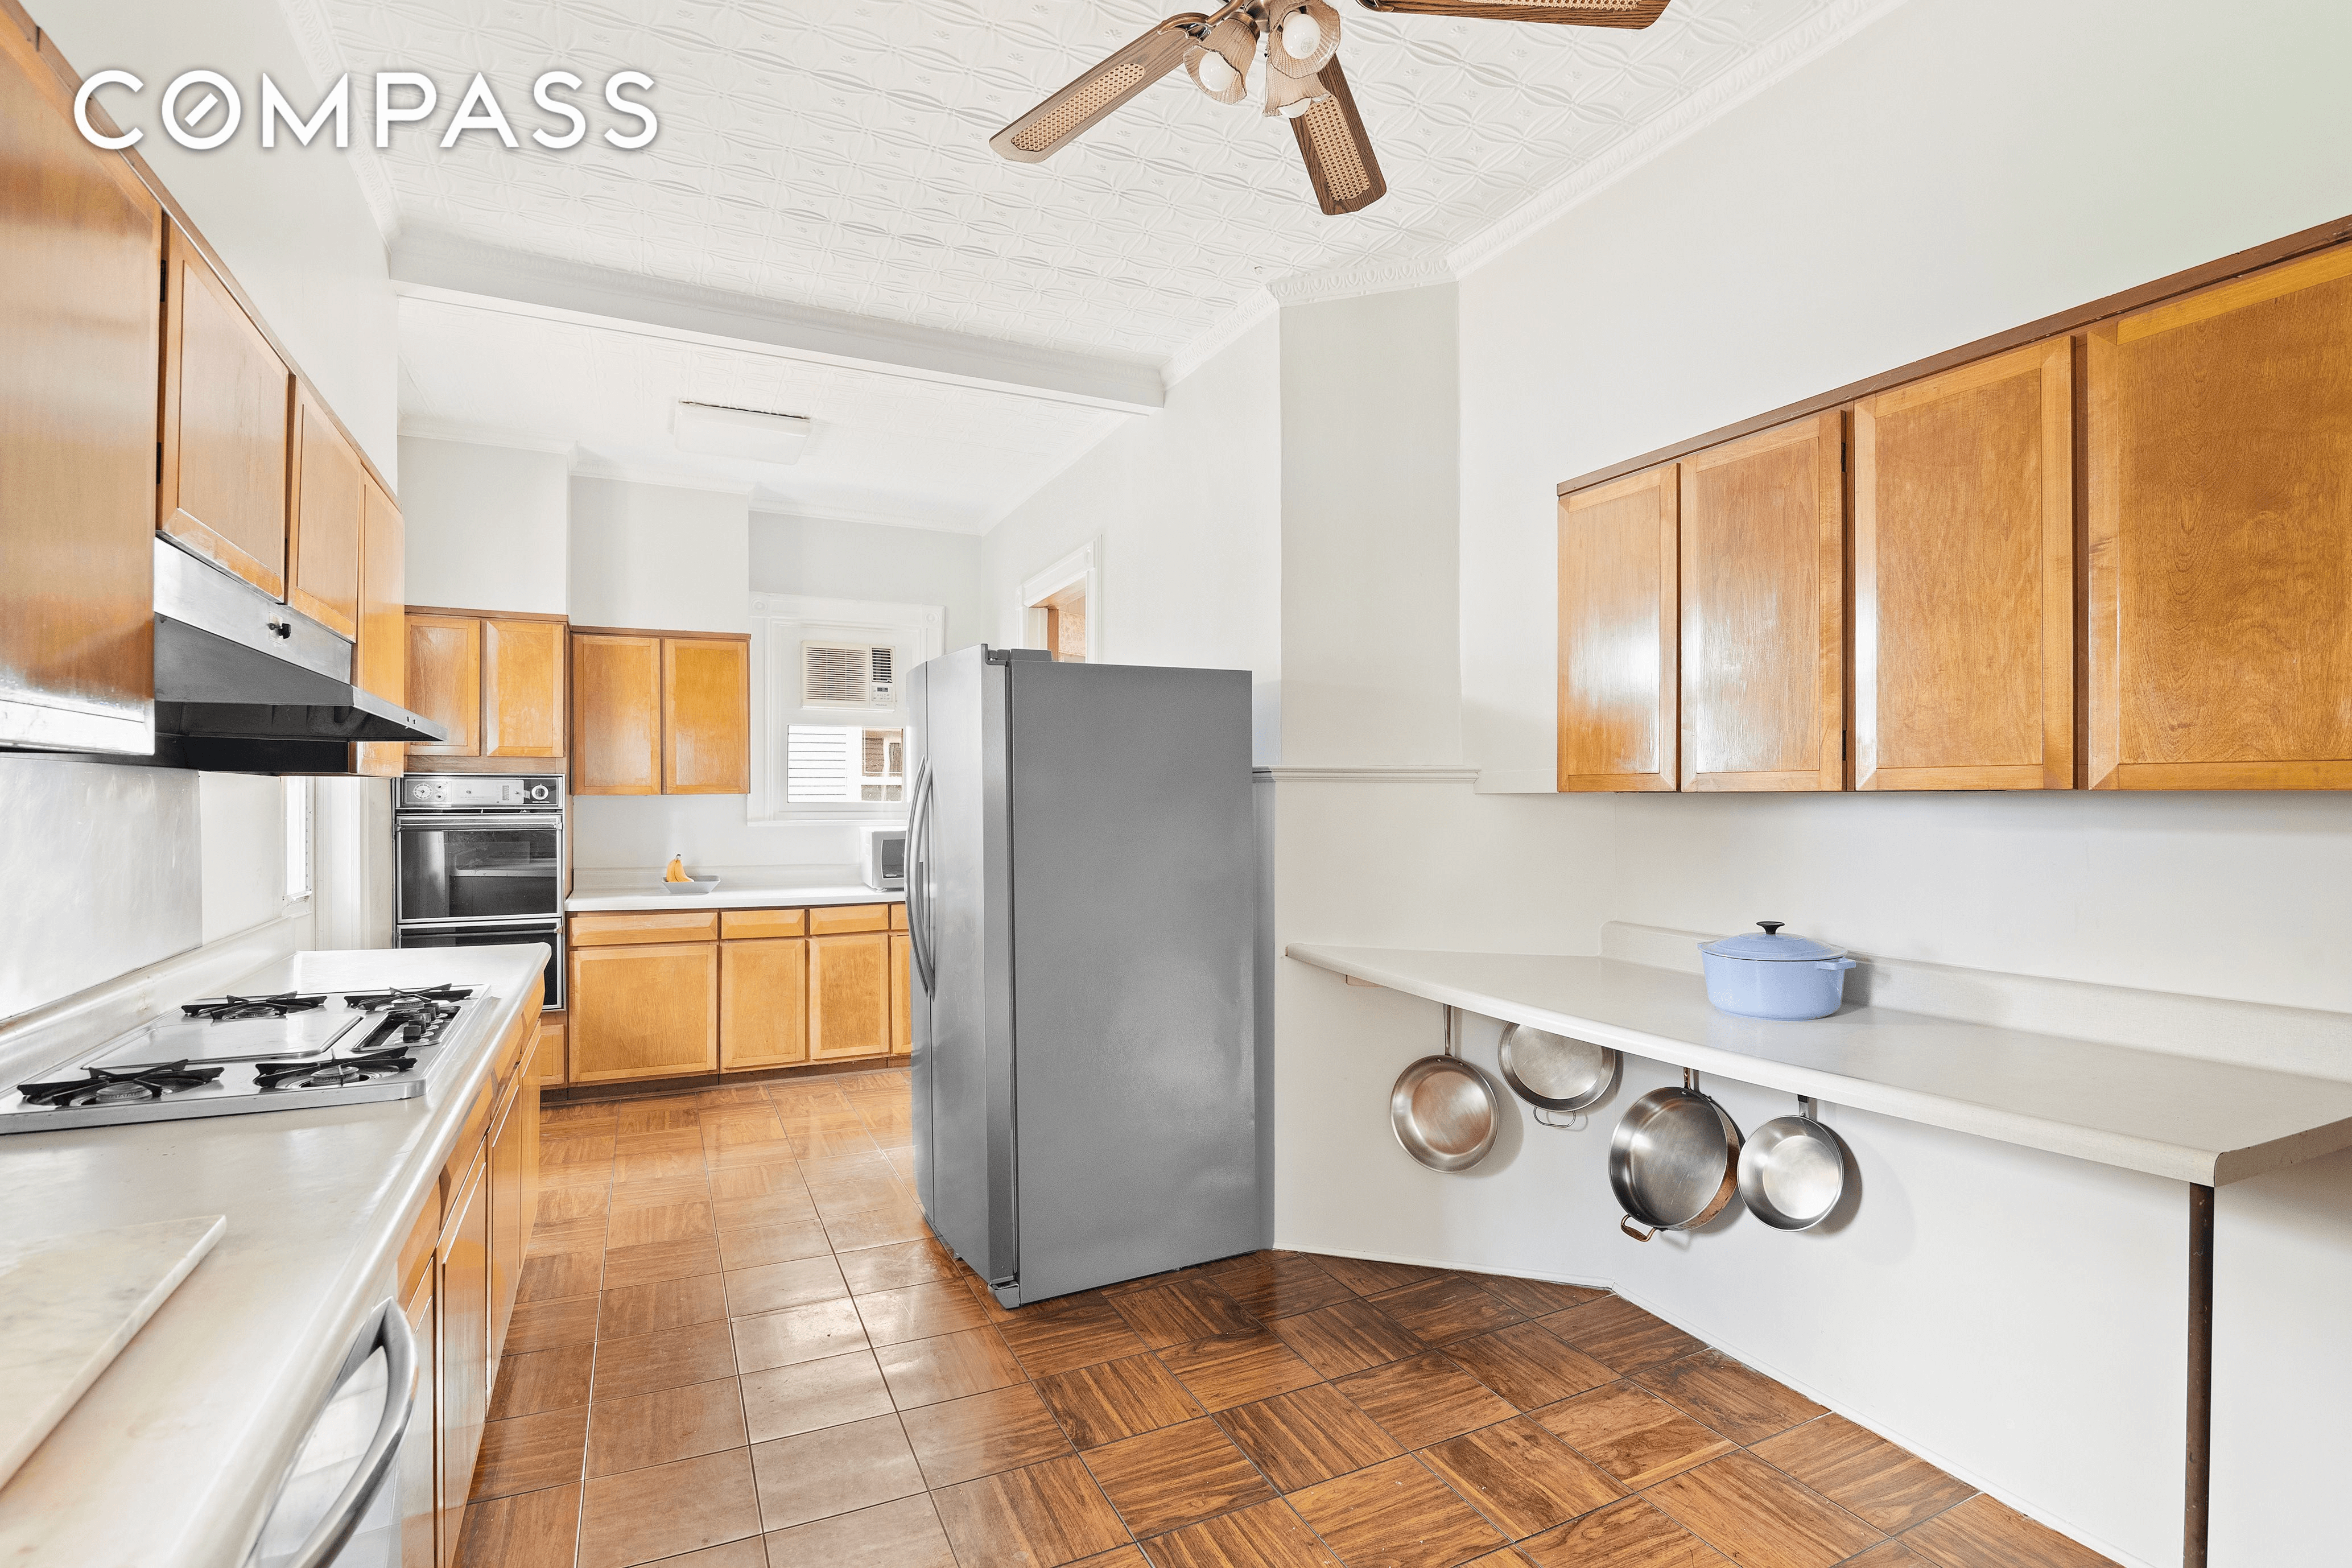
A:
283,1298,417,1568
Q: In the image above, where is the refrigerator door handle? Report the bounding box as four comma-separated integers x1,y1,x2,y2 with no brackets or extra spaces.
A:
907,758,938,996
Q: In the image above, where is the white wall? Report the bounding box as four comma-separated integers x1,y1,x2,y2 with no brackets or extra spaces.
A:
752,513,987,653
568,476,751,634
37,0,398,479
1279,288,1462,768
399,439,570,614
983,317,1283,762
1260,2,2352,1563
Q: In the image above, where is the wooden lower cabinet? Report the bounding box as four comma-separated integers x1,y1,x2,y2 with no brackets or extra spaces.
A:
568,942,719,1083
891,933,912,1053
435,1156,489,1568
397,1267,437,1568
533,1015,567,1086
720,938,810,1070
810,932,892,1061
485,1075,531,1375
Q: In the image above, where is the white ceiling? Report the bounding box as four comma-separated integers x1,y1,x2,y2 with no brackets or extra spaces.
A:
397,293,1125,530
298,0,1898,525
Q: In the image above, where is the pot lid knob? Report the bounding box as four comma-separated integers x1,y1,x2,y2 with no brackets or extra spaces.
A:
1757,921,1784,936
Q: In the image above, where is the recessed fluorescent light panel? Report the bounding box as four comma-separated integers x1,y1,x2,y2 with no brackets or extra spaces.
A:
674,401,812,465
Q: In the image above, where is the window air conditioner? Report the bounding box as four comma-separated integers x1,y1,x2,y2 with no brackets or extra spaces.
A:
802,642,896,708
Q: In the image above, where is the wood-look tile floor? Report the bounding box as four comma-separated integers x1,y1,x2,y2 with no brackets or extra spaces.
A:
473,1072,2120,1568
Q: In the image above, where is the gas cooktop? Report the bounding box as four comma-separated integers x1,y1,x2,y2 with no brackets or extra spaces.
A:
1,983,484,1134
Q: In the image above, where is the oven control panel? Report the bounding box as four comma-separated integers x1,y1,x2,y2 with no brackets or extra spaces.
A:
400,774,563,811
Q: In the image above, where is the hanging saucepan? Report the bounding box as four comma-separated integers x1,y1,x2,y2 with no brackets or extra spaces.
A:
1497,1023,1619,1127
1389,1006,1499,1171
1737,1097,1849,1231
1610,1068,1743,1242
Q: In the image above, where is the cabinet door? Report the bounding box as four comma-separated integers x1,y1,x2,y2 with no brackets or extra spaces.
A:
160,224,291,598
435,1157,489,1568
2086,247,2352,790
569,942,719,1082
1855,341,2073,791
809,932,890,1061
571,633,662,794
354,479,407,778
486,1079,526,1369
1678,411,1846,792
663,637,751,794
720,938,810,1070
288,390,363,639
481,618,566,757
1557,463,1679,791
0,25,161,756
406,616,481,757
890,932,911,1054
397,1265,438,1568
533,1017,567,1086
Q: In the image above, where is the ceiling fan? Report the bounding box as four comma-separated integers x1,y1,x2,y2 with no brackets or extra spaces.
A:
989,0,1673,216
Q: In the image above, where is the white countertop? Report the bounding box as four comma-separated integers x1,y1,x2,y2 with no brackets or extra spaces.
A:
1286,943,2352,1187
567,866,903,913
0,945,547,1568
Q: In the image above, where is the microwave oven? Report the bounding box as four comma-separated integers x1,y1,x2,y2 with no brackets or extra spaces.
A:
864,827,906,892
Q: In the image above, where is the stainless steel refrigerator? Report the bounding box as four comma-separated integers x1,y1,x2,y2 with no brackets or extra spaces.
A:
906,646,1261,1307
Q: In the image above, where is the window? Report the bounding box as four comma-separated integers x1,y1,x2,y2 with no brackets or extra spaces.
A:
282,777,312,902
750,593,943,823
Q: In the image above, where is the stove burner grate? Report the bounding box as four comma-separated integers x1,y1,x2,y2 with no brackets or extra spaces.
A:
18,1060,226,1108
181,991,330,1021
254,1045,419,1091
344,984,474,1013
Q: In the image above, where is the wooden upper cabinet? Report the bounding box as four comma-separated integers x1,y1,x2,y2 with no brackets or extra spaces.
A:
407,616,482,757
1853,341,2074,791
1678,412,1846,792
1557,463,1679,791
0,24,162,754
572,633,663,794
663,637,752,795
481,619,566,757
354,479,406,778
2086,247,2352,790
288,390,364,639
161,224,292,599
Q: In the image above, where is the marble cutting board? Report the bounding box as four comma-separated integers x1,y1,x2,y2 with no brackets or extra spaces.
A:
0,1215,226,1488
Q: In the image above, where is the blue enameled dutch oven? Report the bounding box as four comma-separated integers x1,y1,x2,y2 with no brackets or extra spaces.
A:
1699,921,1856,1020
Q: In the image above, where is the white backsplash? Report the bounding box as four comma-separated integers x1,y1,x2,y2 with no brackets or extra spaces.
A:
568,793,897,873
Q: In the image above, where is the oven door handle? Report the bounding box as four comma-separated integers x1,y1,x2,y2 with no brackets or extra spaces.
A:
280,1297,416,1568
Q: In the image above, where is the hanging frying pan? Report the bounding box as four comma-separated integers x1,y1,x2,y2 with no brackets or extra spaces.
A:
1389,1005,1498,1171
1610,1068,1743,1241
1497,1023,1619,1123
1737,1097,1849,1231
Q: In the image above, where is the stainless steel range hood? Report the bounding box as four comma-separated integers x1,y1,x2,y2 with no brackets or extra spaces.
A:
153,538,447,752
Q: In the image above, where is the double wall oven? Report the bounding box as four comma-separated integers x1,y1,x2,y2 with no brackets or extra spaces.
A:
394,775,565,1009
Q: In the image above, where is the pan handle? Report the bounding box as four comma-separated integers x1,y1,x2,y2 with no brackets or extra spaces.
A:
1619,1215,1657,1243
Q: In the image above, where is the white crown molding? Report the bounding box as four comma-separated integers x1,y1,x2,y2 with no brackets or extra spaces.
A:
1265,256,1456,308
1447,0,1914,278
270,0,403,244
397,420,575,457
390,230,1166,415
750,503,988,539
568,460,757,498
1162,287,1279,389
1261,766,1482,783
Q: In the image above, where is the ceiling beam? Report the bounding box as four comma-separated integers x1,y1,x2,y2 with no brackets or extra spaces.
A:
387,229,1166,415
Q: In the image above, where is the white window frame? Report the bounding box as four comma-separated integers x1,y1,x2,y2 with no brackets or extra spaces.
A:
749,592,944,825
1014,538,1101,663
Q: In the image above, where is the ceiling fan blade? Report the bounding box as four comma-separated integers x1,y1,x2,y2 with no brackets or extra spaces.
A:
1354,0,1670,27
989,15,1206,163
1290,60,1386,215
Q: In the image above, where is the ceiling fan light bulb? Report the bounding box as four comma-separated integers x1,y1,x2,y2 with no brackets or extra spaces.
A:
1281,11,1323,57
1198,51,1237,93
1278,97,1314,118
